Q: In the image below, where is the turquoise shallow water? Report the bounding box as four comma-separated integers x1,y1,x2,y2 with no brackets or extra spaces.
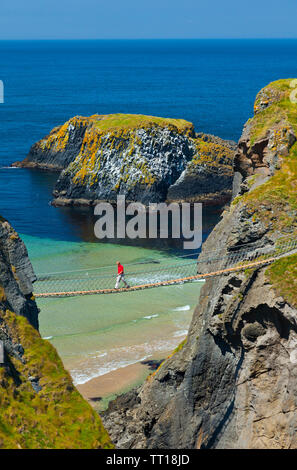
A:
23,234,203,384
22,233,176,274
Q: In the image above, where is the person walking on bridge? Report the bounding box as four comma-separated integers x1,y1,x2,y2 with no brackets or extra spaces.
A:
115,261,130,289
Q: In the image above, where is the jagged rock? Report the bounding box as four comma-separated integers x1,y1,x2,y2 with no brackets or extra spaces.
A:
167,134,235,204
13,114,235,206
102,79,297,449
0,217,39,330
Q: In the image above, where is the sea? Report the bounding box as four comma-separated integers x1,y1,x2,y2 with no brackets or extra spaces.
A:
0,39,296,385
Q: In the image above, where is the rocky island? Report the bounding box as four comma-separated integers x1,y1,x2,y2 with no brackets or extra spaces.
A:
0,217,112,449
14,114,235,206
102,79,297,449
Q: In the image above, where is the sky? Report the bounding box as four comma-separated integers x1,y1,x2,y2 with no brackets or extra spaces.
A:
0,0,296,40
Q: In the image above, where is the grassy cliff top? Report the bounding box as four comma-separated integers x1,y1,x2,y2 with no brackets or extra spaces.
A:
234,78,297,307
244,79,297,231
91,113,195,135
250,78,297,144
233,79,297,228
36,113,195,155
0,309,113,449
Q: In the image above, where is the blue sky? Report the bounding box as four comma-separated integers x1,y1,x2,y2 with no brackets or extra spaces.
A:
1,0,297,39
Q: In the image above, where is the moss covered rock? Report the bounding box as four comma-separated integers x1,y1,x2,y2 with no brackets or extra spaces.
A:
0,310,113,449
167,133,235,203
0,218,112,449
14,113,234,205
232,79,297,245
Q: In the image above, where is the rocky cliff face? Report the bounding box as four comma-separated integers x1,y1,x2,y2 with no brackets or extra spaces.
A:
102,79,297,449
13,114,234,206
0,217,39,330
0,217,112,449
167,133,235,204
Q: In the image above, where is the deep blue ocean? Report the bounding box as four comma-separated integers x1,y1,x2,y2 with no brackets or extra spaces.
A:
1,39,297,243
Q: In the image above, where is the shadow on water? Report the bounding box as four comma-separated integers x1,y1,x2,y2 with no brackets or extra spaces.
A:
57,202,225,256
0,167,226,257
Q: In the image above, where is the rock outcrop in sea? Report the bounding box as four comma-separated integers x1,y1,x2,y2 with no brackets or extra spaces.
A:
13,114,235,206
0,218,112,449
102,79,297,449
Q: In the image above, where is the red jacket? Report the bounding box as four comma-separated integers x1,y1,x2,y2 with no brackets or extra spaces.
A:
117,264,124,275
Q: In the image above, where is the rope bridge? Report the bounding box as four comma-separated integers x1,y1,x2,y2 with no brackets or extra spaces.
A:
34,236,297,299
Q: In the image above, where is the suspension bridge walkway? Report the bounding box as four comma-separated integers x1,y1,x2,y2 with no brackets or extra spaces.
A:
33,236,297,299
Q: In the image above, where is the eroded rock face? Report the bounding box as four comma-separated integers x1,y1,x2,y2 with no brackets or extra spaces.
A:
13,114,234,206
167,134,236,204
13,117,92,170
102,79,297,449
53,125,196,205
0,217,39,330
233,121,296,198
103,207,297,450
232,83,296,198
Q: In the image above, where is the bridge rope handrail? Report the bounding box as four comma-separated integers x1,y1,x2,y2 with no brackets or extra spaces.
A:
36,237,297,281
33,256,281,298
33,235,297,298
35,234,295,278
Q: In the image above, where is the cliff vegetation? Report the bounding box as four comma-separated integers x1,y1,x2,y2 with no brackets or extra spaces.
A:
14,113,235,206
0,218,113,449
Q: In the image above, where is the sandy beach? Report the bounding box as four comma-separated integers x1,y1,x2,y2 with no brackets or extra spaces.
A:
77,354,168,411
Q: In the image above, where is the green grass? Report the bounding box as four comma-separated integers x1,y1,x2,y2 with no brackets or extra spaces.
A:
233,79,297,306
243,141,297,232
93,113,194,135
266,254,297,308
234,79,297,234
0,309,113,449
250,79,297,145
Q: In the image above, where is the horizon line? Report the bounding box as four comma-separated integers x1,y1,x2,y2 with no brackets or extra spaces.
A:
0,37,297,41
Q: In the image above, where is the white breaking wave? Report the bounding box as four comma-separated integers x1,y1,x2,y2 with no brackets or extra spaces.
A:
72,355,150,385
143,314,159,320
0,166,20,169
173,305,191,311
93,352,107,358
128,271,176,285
71,335,188,385
173,329,188,338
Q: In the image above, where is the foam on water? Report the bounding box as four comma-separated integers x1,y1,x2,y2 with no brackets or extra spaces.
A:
173,330,188,338
71,335,189,385
73,356,150,385
173,305,191,312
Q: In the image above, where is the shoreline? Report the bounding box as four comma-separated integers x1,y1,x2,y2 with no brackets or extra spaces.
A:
50,192,232,208
76,353,169,412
